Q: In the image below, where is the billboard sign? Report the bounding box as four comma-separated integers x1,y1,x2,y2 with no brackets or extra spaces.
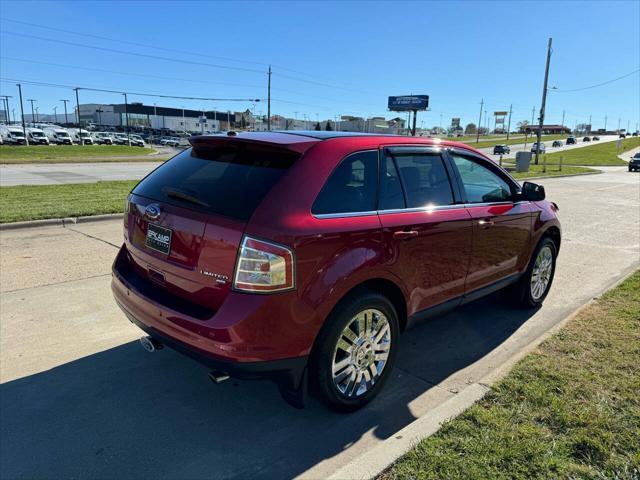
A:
451,117,461,128
494,111,508,116
388,95,429,111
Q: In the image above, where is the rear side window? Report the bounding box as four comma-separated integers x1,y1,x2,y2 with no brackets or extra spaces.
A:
132,145,297,221
393,154,454,207
312,151,378,215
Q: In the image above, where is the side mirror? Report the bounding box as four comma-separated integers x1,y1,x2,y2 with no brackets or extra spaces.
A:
520,181,545,201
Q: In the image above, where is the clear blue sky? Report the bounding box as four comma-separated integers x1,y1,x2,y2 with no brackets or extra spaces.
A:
1,0,639,130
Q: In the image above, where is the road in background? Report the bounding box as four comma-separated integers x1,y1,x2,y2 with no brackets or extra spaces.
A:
0,135,625,186
478,134,619,159
1,168,638,479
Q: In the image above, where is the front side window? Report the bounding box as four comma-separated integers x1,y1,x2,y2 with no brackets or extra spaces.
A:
312,151,378,215
392,154,454,208
451,154,513,203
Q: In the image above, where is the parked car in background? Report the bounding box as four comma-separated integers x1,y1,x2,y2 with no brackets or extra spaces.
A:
592,136,600,141
493,144,510,155
43,126,73,145
619,133,626,138
112,133,129,145
68,129,95,145
160,137,180,147
113,131,561,411
552,140,563,147
0,125,27,144
130,134,145,147
628,153,640,172
583,137,591,142
94,132,115,145
26,128,50,145
531,142,546,153
566,136,577,145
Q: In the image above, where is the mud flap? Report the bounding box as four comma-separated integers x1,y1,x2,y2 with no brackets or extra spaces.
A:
276,366,308,409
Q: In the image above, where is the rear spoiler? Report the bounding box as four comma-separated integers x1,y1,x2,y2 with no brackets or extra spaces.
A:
189,132,319,154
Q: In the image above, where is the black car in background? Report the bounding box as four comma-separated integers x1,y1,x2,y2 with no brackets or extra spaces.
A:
629,153,640,172
592,136,600,141
566,136,577,145
583,137,591,142
552,140,563,147
493,144,511,155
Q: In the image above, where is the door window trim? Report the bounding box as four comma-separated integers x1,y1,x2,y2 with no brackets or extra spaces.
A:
314,145,469,219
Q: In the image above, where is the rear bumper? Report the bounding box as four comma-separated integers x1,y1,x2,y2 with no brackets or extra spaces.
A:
111,245,309,379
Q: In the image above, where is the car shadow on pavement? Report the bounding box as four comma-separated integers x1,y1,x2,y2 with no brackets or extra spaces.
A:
0,293,536,480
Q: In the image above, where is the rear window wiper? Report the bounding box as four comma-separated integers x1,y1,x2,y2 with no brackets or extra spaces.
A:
162,187,211,208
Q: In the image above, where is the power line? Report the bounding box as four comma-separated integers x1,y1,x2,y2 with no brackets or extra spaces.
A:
0,77,260,102
0,17,337,81
551,69,640,92
1,29,389,95
1,31,266,74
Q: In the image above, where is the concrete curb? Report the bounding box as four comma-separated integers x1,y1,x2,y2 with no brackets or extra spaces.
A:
329,264,639,480
0,213,122,231
518,170,603,181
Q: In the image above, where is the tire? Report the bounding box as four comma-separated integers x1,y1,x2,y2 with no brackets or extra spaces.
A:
310,291,400,412
510,237,558,308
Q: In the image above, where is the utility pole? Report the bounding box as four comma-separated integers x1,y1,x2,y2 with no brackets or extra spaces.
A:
535,37,552,165
604,116,608,131
588,115,592,134
626,120,629,134
35,107,39,123
0,95,11,123
123,93,131,146
27,99,36,125
53,106,58,123
74,88,83,145
476,99,483,143
561,110,565,130
267,65,272,131
617,117,621,133
16,84,29,145
60,99,70,125
506,104,513,140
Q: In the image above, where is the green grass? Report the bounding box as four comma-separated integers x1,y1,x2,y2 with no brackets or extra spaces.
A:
383,271,640,480
0,180,137,223
509,164,597,180
539,137,639,166
0,145,159,163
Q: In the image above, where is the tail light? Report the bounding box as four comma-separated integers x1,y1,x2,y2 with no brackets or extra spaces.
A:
233,236,295,293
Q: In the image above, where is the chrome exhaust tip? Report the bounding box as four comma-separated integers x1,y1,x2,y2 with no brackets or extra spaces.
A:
139,336,163,353
208,370,230,384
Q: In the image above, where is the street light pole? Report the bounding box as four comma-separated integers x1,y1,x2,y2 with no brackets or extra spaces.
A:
506,104,513,140
53,106,58,123
16,83,29,145
60,99,70,125
0,95,11,123
476,99,483,143
27,99,36,125
74,88,83,145
35,107,39,123
123,93,130,146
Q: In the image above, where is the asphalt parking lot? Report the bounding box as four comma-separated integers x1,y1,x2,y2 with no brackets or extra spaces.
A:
1,167,638,479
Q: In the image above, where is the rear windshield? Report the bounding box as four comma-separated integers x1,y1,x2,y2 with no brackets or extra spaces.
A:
132,144,298,221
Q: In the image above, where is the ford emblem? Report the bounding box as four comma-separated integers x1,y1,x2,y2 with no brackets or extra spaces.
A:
145,204,161,220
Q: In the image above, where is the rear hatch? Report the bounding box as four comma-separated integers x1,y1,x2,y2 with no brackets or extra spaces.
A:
124,134,315,314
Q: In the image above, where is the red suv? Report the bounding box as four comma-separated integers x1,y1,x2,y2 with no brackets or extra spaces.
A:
112,131,560,411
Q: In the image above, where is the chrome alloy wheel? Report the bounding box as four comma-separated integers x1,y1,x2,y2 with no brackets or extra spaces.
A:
331,308,391,397
531,245,553,301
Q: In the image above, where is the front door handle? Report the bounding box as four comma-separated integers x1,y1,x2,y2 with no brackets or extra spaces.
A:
478,218,495,228
393,230,419,240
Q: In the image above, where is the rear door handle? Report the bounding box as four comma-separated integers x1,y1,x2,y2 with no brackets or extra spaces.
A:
478,218,495,228
393,230,419,240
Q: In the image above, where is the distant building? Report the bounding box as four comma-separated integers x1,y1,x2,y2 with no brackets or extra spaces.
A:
521,124,571,134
